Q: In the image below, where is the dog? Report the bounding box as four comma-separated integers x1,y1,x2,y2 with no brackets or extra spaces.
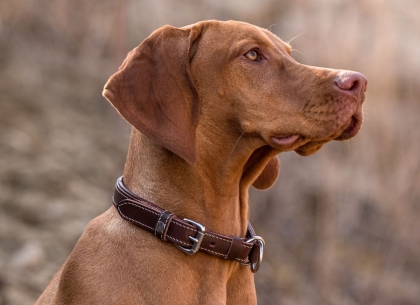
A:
36,20,367,305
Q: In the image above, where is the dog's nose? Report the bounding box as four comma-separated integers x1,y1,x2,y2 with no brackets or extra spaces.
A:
335,71,367,96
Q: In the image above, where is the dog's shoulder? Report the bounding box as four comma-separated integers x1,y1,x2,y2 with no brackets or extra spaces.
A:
44,208,148,304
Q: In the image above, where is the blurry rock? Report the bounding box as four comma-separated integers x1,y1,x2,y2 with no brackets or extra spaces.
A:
11,242,45,269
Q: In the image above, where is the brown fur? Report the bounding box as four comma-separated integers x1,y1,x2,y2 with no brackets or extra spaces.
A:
36,20,366,305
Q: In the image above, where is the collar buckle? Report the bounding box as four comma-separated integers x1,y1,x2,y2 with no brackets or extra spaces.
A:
175,218,206,255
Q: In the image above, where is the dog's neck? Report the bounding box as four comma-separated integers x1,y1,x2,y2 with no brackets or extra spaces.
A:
122,127,271,237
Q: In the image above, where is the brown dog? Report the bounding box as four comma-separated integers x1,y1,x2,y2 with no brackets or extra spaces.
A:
36,20,367,305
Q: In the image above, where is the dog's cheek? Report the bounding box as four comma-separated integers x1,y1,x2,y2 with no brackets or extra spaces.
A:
252,156,281,190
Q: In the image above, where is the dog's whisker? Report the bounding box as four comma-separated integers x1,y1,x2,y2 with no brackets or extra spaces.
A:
293,118,311,136
267,23,277,32
293,151,304,160
226,130,246,168
287,31,308,45
306,112,327,137
291,48,307,60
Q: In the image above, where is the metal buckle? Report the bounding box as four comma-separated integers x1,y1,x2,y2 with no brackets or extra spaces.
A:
175,218,206,255
241,236,265,273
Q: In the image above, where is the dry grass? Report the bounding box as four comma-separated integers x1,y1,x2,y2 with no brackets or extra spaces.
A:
0,1,419,304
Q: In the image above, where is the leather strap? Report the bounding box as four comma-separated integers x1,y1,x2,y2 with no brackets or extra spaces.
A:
112,176,262,266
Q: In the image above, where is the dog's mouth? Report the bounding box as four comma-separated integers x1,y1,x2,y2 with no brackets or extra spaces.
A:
335,113,363,141
271,134,301,147
293,112,364,155
268,106,364,155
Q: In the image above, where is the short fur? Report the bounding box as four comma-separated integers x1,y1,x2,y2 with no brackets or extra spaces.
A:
36,20,366,305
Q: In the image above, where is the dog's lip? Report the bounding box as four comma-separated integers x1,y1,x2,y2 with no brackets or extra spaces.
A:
336,114,363,140
270,134,301,146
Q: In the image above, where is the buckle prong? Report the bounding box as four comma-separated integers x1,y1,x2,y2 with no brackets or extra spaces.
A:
175,218,205,255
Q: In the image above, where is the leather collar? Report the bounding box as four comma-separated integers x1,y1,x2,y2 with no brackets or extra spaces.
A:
112,176,265,273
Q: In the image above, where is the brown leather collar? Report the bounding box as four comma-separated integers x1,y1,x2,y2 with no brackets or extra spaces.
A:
113,176,265,273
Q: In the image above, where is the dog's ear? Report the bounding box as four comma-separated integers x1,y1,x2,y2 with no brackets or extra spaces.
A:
252,156,280,190
103,25,203,164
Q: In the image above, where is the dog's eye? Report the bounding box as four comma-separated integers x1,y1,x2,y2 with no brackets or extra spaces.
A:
245,50,260,61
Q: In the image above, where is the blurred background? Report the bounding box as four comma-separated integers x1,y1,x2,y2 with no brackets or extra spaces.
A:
1,0,419,304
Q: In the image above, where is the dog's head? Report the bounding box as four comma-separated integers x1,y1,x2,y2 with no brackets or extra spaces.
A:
103,20,367,189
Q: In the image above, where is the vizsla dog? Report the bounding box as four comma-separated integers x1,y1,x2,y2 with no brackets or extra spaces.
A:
36,20,367,304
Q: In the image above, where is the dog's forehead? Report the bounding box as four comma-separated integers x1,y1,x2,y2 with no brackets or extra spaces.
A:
197,20,292,54
261,29,292,54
